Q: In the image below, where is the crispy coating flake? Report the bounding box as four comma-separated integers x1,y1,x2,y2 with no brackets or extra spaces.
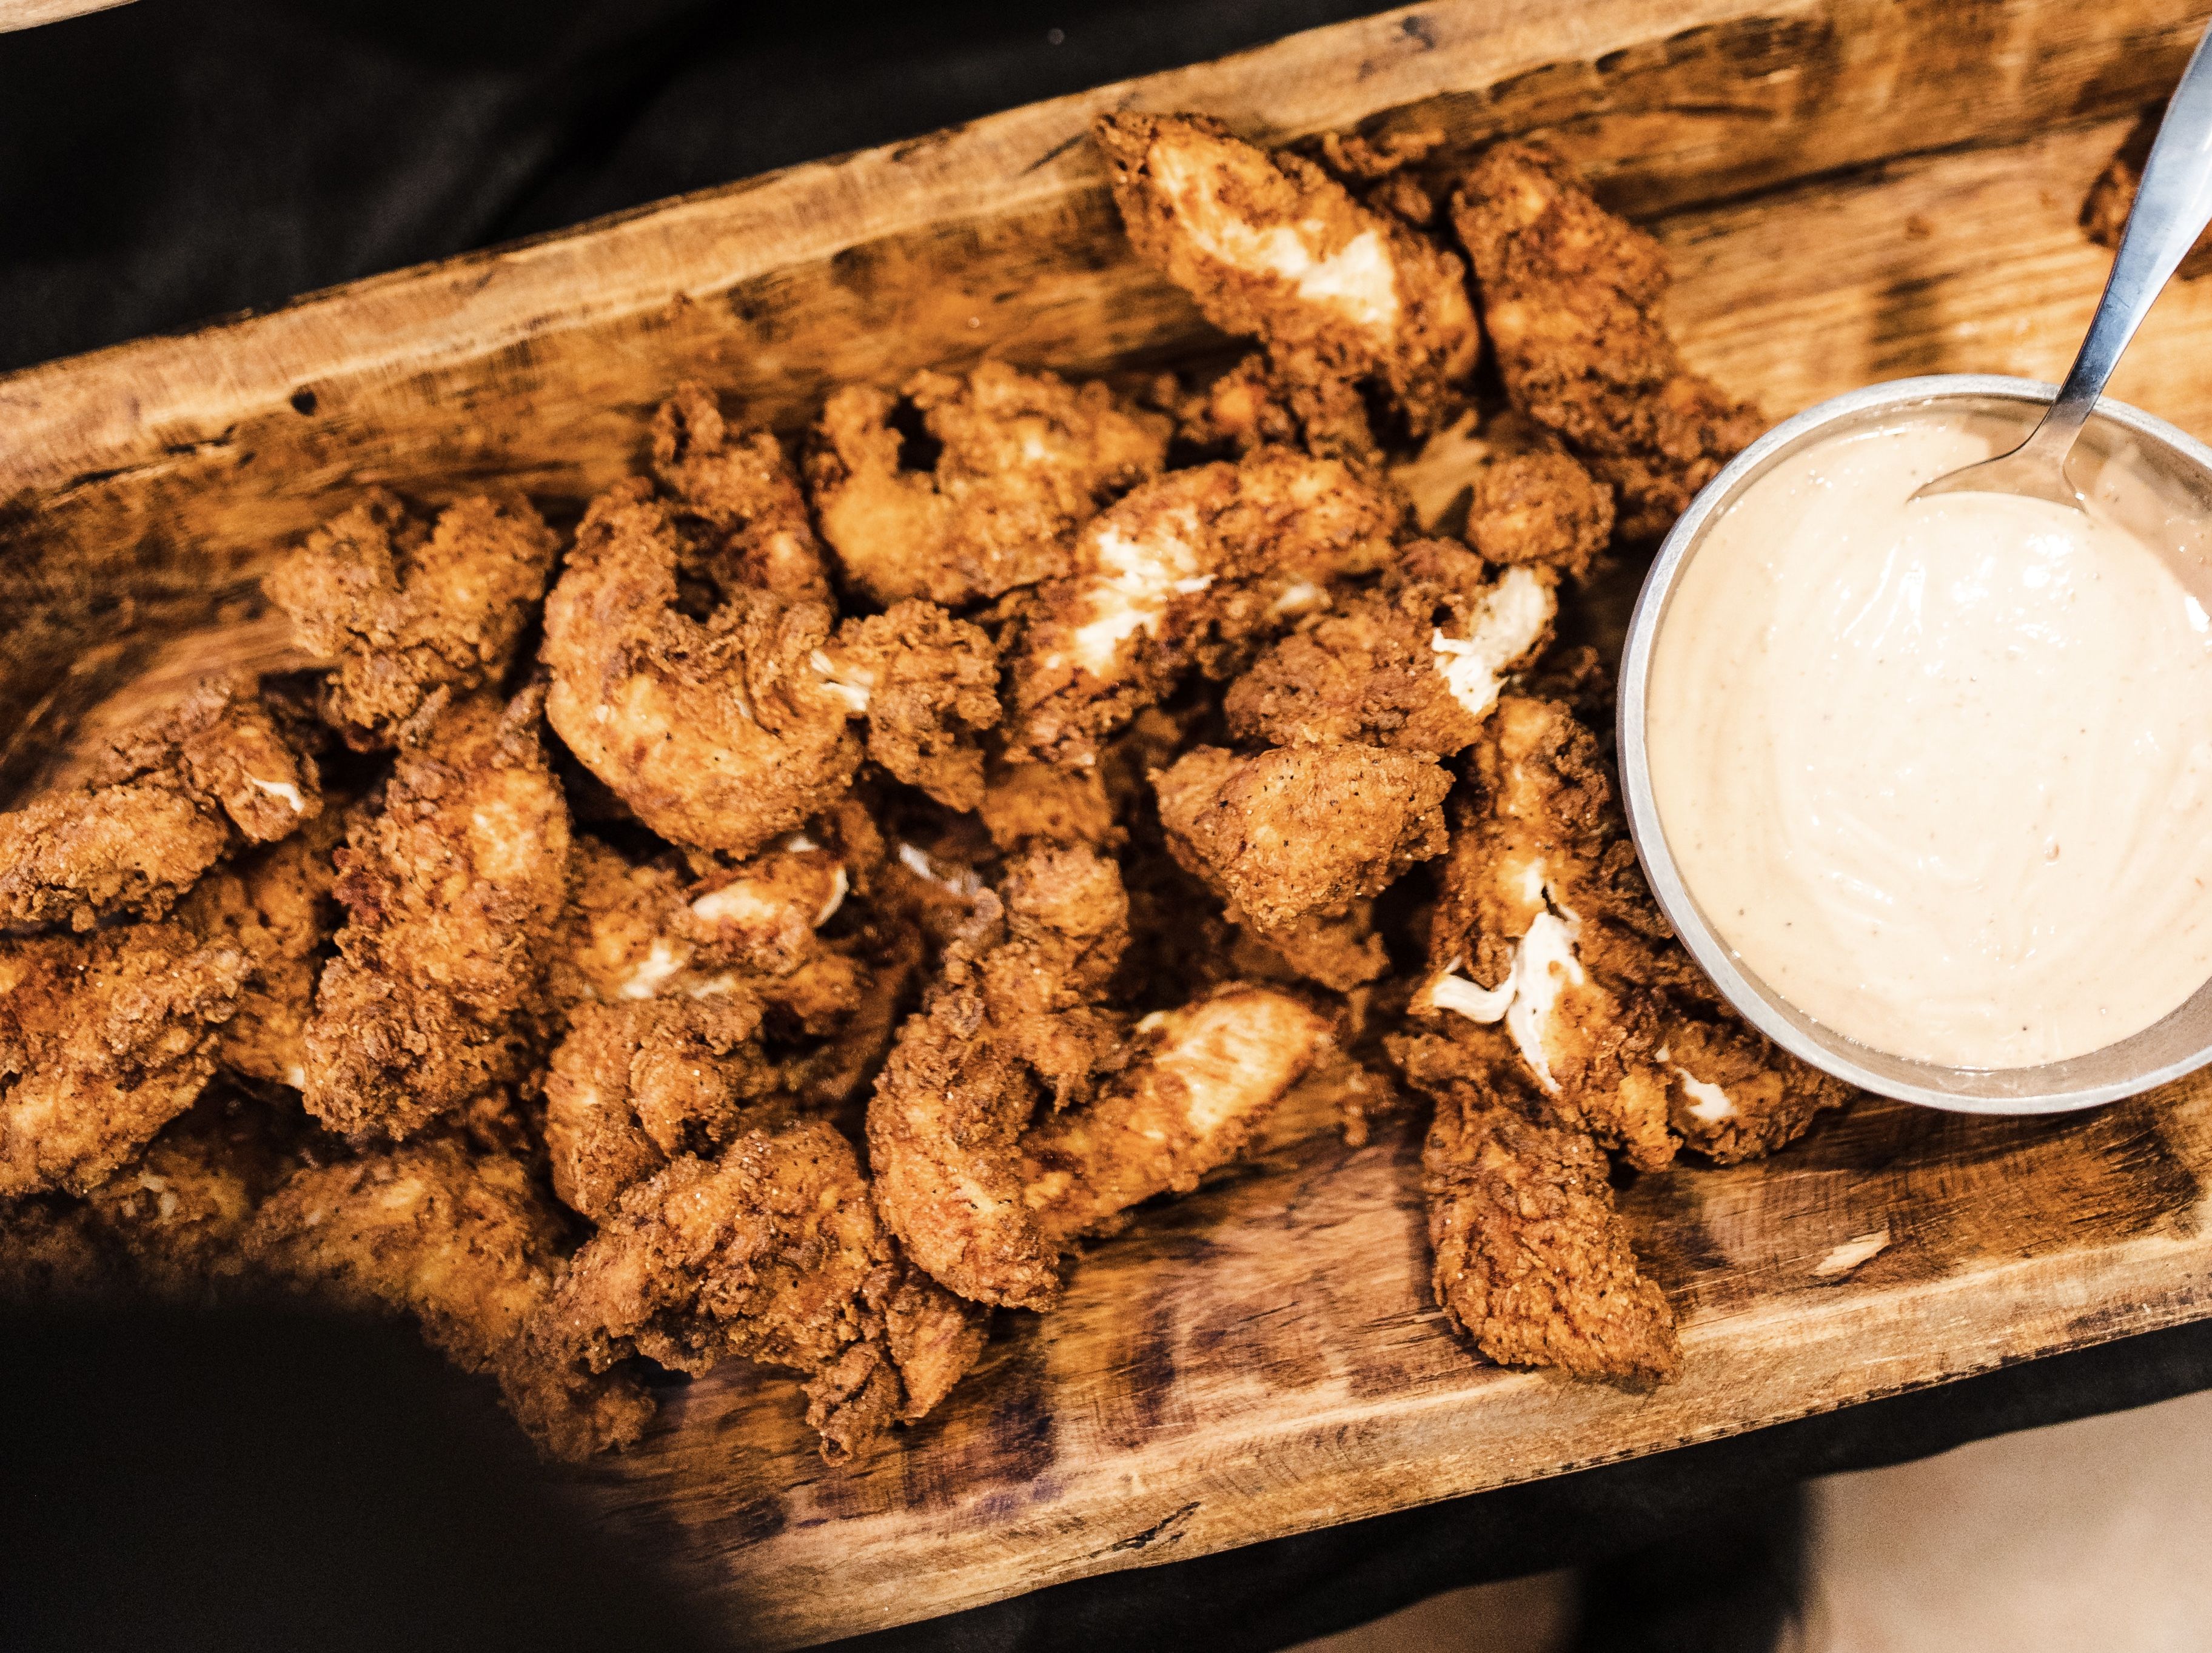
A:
1450,142,1761,541
1227,539,1556,753
303,690,572,1143
544,998,789,1221
1406,1033,1681,1385
1153,743,1450,934
247,1137,654,1458
978,750,1121,854
0,675,321,932
1392,409,1614,578
265,489,560,748
1006,449,1399,768
1414,697,1846,1167
543,480,998,855
1164,353,1379,464
0,922,251,1200
652,383,832,603
808,361,1171,607
1097,112,1478,437
515,1119,986,1463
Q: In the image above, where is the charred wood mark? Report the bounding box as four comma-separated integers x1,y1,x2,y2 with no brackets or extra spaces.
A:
1023,131,1089,176
1102,1501,1200,1557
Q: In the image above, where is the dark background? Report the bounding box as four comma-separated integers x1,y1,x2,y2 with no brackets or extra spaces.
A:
5,4,2211,1650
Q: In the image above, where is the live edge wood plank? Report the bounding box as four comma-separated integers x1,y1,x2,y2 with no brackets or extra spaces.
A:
9,0,2212,1646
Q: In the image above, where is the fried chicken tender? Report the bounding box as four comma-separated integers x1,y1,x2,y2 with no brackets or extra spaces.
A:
1413,697,1846,1168
247,1137,654,1458
1016,985,1335,1244
652,382,831,603
0,674,321,932
1096,112,1478,437
0,922,251,1200
869,846,1328,1309
514,1119,986,1463
544,998,789,1221
303,689,571,1143
1406,1032,1681,1384
1153,744,1450,933
82,1090,306,1303
264,489,560,748
1226,538,1556,753
176,806,341,1089
542,480,999,857
1006,449,1399,768
978,750,1120,853
1392,409,1614,578
1450,142,1761,541
1164,353,1379,464
808,360,1171,607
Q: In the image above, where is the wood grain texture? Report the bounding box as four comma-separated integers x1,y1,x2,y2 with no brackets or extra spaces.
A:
8,0,2212,1645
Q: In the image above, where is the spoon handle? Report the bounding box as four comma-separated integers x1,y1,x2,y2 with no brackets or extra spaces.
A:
2029,26,2212,462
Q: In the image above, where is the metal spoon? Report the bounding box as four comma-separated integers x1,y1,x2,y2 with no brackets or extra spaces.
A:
1917,25,2212,507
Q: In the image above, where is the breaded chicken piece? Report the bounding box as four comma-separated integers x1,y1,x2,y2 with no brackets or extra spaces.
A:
543,998,789,1221
1153,743,1450,934
1006,449,1399,768
977,750,1120,854
1405,1031,1681,1384
513,1119,986,1463
542,480,998,857
1096,112,1478,438
1017,985,1335,1244
0,922,252,1200
247,1138,654,1459
1164,352,1379,464
83,1088,307,1303
264,489,560,749
1450,142,1761,541
177,805,341,1090
652,382,832,603
869,847,1328,1309
1227,538,1556,753
303,689,571,1143
809,361,1171,607
1391,409,1615,578
0,674,321,932
1413,697,1846,1168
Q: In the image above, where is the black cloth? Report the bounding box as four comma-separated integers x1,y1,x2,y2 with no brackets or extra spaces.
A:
4,5,2208,1649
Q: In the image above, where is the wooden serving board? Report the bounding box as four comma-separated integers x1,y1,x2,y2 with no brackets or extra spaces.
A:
8,0,2212,1645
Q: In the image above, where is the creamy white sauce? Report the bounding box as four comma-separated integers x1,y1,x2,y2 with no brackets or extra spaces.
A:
1648,416,2212,1068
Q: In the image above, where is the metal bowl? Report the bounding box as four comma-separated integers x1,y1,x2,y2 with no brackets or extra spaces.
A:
1617,374,2212,1114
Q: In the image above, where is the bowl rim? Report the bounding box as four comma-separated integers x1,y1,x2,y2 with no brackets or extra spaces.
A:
1615,372,2212,1114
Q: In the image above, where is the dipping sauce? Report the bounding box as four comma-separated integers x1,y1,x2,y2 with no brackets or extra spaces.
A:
1647,414,2212,1068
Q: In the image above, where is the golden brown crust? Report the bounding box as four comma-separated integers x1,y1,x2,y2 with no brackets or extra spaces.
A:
1226,540,1555,753
302,690,571,1142
1450,142,1761,542
814,600,1002,812
265,489,560,748
514,1120,985,1463
0,675,322,933
1153,743,1450,934
651,382,833,603
0,922,252,1200
247,1136,655,1458
1416,697,1846,1169
1408,1034,1681,1385
808,361,1171,607
1006,449,1401,768
1097,112,1478,438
